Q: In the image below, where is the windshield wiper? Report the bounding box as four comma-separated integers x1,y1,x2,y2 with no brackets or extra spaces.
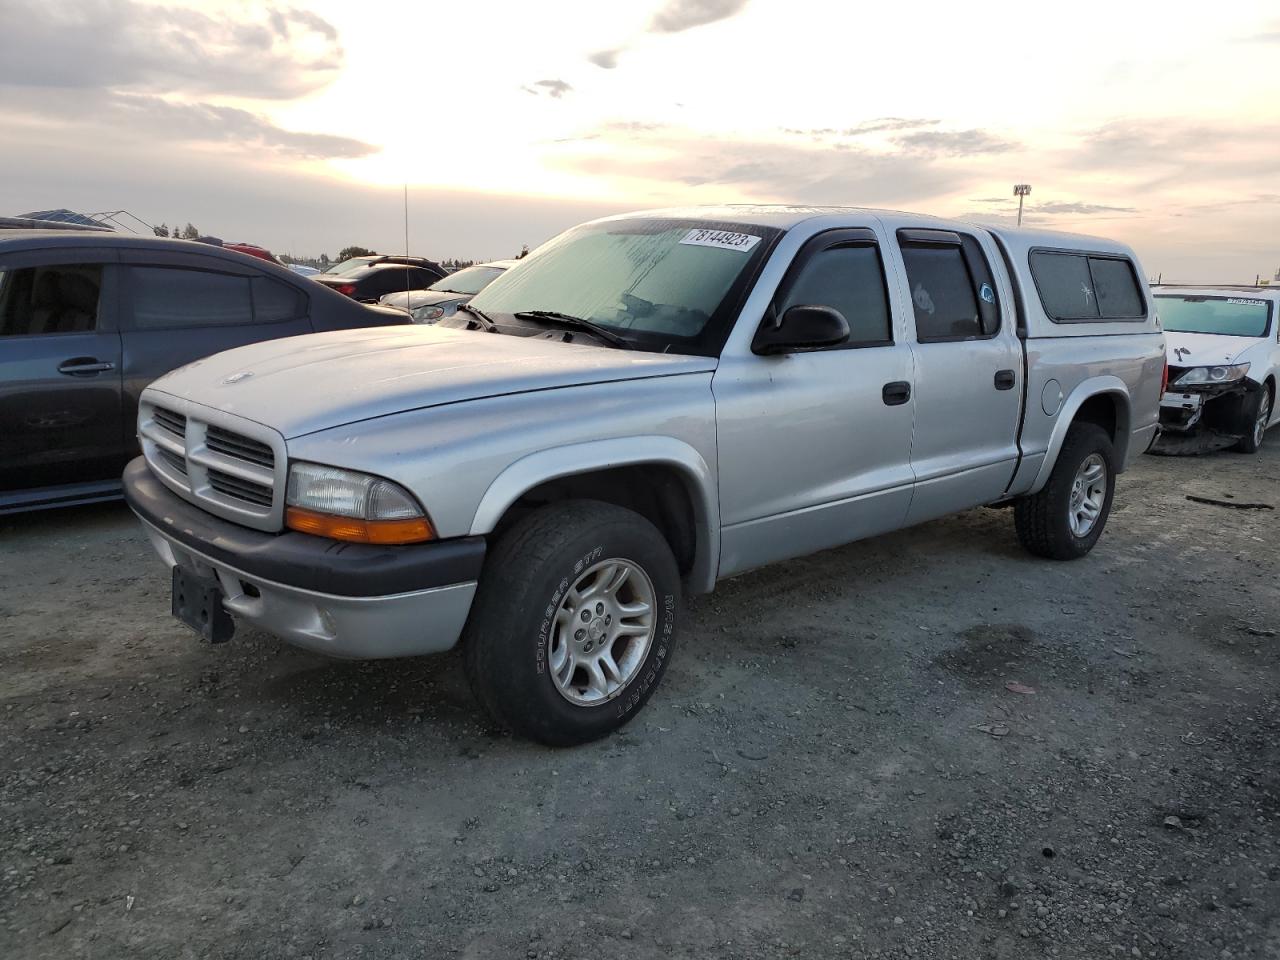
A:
457,302,499,332
514,310,632,349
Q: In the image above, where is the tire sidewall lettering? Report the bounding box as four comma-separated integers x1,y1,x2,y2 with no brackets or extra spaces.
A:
535,545,605,675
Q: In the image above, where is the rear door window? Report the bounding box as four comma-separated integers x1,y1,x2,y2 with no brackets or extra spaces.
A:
898,231,999,341
251,275,306,322
0,264,103,336
130,267,253,329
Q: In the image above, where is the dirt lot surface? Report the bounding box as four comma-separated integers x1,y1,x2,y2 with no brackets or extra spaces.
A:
2,448,1278,960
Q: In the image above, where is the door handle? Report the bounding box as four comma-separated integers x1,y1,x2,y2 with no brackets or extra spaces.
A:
994,369,1016,390
882,381,911,406
58,357,115,376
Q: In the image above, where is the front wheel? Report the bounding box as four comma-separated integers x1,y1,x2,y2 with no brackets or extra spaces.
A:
462,500,681,746
1014,423,1116,560
1232,385,1272,454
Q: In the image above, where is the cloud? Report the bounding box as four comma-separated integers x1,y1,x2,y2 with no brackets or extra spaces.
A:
844,117,939,136
1034,201,1136,215
893,129,1018,157
1247,20,1280,42
650,0,751,33
588,0,750,68
1072,118,1280,191
0,129,628,260
522,79,573,99
553,135,963,207
783,119,940,140
4,88,375,160
0,0,343,100
605,121,667,132
588,49,622,69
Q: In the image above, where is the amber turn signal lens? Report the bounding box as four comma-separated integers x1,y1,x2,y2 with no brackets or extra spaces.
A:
285,507,435,544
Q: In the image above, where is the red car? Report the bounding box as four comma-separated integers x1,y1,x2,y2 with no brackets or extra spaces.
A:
223,242,281,264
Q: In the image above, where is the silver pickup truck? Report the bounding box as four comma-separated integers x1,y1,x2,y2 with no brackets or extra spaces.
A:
123,206,1164,745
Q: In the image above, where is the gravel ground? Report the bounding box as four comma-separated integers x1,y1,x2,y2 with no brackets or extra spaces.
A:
2,447,1278,960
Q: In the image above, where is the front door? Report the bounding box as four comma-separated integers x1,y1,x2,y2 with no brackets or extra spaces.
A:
713,228,917,578
0,260,124,494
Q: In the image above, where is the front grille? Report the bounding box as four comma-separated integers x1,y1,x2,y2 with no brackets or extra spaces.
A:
140,401,284,530
206,425,274,469
157,447,188,475
207,469,273,507
153,407,187,438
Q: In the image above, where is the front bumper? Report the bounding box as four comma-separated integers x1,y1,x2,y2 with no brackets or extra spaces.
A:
123,458,483,658
1152,380,1261,455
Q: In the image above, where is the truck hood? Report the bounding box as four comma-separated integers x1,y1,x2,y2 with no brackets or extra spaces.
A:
1165,331,1257,367
147,325,717,439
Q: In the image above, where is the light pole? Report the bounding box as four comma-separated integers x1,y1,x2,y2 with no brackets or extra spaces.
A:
1013,184,1031,227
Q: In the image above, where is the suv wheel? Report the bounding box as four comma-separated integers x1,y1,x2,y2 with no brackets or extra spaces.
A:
463,500,681,746
1232,385,1272,454
1014,422,1116,560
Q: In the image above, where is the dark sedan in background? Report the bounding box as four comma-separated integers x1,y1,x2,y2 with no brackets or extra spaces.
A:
0,229,408,513
312,255,446,303
378,259,517,322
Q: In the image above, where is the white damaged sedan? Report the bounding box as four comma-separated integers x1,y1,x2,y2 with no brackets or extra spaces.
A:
1152,286,1279,454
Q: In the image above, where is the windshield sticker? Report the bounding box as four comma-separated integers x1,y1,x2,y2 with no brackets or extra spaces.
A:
979,282,995,304
1226,298,1266,306
679,228,761,253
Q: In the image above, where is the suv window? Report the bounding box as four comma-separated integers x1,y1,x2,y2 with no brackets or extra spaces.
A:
778,243,891,346
898,232,999,342
0,264,103,336
1030,251,1146,321
131,267,254,328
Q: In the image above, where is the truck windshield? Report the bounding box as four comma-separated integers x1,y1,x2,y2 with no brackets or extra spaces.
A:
1156,295,1271,338
466,218,779,354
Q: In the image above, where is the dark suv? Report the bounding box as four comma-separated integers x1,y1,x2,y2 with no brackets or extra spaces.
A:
313,256,446,302
0,230,408,513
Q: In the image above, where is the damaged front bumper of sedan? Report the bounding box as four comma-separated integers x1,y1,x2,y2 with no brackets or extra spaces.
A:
1152,375,1263,455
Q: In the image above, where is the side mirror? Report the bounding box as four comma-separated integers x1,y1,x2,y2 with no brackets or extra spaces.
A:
752,304,850,355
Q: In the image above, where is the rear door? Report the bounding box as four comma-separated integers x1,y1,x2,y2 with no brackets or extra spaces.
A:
889,228,1022,524
0,248,125,493
117,252,312,453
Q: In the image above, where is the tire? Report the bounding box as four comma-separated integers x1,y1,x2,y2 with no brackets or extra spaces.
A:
462,500,681,746
1014,423,1116,560
1231,384,1272,454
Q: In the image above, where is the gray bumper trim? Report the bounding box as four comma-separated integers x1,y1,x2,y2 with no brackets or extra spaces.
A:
139,517,476,659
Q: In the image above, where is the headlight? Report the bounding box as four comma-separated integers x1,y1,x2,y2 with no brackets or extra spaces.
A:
1173,363,1250,387
410,305,445,323
285,462,434,544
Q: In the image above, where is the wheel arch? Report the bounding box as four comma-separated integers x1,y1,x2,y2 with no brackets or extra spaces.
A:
1030,377,1132,493
469,437,720,594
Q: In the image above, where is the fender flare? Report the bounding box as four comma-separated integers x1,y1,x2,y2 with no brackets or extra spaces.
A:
1030,376,1132,492
468,436,720,594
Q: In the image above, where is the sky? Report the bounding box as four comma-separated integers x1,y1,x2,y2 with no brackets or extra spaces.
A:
0,0,1277,281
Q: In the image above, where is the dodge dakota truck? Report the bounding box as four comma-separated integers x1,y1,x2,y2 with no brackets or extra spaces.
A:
123,206,1164,745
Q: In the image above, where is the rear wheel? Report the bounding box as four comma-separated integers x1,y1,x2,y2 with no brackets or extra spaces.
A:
1015,423,1116,560
1232,384,1272,454
462,500,681,746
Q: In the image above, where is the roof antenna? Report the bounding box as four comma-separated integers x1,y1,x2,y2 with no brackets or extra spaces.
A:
403,182,411,300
